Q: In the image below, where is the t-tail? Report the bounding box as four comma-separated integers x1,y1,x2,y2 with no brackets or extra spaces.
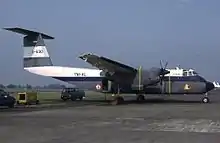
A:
3,27,103,85
3,27,54,68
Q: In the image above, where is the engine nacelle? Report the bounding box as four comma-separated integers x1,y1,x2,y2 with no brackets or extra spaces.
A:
143,78,160,86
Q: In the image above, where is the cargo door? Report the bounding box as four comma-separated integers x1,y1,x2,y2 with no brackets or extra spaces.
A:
174,81,205,94
168,81,198,94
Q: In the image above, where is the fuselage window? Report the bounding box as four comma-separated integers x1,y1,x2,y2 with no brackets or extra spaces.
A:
183,71,187,76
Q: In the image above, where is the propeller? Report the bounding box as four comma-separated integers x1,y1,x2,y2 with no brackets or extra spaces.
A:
159,60,170,85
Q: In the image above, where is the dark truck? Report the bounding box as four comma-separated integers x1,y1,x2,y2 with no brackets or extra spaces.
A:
61,88,85,101
0,89,16,108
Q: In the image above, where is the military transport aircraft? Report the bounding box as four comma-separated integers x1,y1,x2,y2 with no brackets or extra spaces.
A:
79,54,215,104
3,27,215,105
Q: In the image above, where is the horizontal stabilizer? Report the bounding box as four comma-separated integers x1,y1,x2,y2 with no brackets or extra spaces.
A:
3,27,54,39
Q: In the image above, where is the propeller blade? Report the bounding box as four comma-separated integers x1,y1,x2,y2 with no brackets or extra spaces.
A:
164,61,168,69
160,60,163,69
158,60,169,86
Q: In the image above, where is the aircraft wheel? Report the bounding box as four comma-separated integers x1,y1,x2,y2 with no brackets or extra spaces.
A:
111,96,124,105
137,94,145,102
202,97,210,103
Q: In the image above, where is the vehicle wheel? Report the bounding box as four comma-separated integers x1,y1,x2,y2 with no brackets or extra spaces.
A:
71,97,76,101
61,97,68,101
8,104,14,108
36,100,39,104
202,97,210,103
79,96,83,101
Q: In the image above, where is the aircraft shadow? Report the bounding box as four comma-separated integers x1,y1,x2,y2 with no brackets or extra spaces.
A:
0,98,214,112
78,98,212,106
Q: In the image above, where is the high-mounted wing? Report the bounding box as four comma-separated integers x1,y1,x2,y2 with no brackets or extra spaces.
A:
79,53,137,83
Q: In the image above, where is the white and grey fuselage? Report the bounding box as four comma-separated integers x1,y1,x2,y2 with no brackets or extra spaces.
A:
22,33,103,84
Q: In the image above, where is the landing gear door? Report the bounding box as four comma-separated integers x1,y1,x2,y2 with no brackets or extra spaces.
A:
102,78,112,92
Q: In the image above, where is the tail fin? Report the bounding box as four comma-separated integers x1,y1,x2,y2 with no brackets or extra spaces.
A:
3,27,54,68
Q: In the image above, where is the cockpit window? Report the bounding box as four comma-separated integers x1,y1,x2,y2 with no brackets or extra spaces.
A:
189,71,193,76
183,71,187,76
183,70,198,76
193,71,198,75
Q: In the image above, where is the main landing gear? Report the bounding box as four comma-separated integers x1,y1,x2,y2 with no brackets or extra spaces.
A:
110,94,124,105
202,93,210,103
110,94,146,105
110,84,125,105
136,94,145,102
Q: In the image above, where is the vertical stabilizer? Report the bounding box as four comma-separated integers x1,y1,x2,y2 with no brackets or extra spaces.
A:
3,27,54,68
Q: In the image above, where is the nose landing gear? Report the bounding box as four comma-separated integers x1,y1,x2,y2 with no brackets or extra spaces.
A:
202,97,210,103
202,93,210,103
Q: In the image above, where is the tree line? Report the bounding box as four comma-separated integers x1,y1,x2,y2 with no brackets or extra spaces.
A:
0,84,67,89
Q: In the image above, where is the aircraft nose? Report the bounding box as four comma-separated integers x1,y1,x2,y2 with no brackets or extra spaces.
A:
206,81,215,92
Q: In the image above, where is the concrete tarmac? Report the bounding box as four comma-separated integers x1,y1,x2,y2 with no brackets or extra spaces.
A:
1,92,220,143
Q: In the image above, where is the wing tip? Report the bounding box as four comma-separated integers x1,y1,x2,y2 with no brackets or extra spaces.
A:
78,53,90,61
78,52,98,60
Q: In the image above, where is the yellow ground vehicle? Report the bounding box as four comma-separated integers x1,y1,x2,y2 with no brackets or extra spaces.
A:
16,92,39,105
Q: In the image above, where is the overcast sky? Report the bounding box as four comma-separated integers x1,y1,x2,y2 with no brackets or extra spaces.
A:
0,0,220,85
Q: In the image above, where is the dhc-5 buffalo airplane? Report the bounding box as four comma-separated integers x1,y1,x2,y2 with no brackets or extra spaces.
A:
3,27,215,105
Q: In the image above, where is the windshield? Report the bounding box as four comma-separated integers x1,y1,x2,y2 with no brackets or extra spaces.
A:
183,70,198,76
183,71,187,76
193,71,198,75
